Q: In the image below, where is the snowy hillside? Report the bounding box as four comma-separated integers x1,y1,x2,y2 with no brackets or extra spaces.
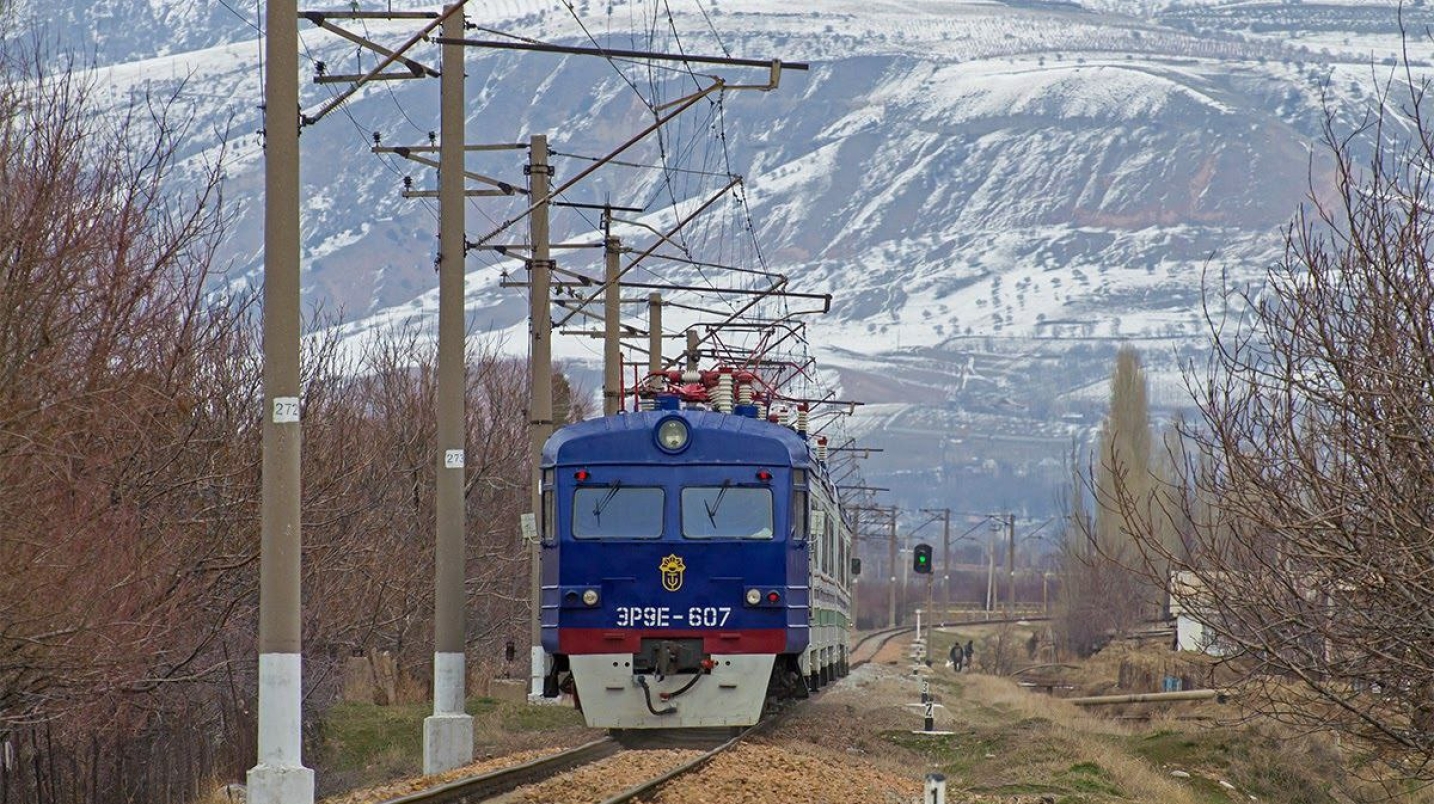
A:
12,0,1433,519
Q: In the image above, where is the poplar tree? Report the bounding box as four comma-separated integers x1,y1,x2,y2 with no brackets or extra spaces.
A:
1055,348,1158,655
1091,345,1157,626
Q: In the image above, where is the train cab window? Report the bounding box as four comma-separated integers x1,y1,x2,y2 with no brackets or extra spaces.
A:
572,486,664,539
680,486,774,539
791,490,808,540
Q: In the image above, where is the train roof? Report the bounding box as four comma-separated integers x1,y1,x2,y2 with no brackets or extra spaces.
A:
543,409,814,468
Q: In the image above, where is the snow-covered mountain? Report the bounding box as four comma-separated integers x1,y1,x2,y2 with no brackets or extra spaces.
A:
12,0,1429,520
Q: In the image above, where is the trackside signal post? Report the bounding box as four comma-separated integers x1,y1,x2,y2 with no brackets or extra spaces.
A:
920,507,951,615
913,543,933,574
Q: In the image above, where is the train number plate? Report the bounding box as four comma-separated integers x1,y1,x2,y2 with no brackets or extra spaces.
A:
615,606,732,628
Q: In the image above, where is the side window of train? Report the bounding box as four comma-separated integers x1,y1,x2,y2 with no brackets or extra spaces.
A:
820,504,831,573
792,489,808,541
823,512,834,576
809,508,825,553
540,469,554,544
542,489,554,544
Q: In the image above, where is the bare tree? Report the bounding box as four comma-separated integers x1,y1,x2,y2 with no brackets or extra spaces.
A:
0,34,257,723
1108,66,1434,778
0,35,270,802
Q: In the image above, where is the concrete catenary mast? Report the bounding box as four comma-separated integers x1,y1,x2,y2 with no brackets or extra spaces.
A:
248,0,313,799
527,134,554,698
425,5,474,773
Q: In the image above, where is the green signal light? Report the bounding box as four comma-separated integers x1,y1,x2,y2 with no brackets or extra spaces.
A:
913,544,933,574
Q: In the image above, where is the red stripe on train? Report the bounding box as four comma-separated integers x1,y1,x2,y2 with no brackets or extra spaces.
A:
558,628,786,654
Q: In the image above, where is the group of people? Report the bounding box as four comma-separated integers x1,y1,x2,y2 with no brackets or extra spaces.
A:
948,639,974,673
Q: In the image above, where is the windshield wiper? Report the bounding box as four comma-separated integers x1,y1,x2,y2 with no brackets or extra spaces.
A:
593,481,622,524
703,481,731,527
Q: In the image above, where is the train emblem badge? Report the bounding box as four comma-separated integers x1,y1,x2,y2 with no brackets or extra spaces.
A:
659,554,686,592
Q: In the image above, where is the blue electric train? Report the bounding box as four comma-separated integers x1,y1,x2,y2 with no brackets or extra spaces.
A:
538,371,855,729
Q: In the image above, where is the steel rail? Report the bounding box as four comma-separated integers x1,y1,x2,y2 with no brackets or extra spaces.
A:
849,626,913,669
596,665,822,804
595,729,745,804
372,737,619,804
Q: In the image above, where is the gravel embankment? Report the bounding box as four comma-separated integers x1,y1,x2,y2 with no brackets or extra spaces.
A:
504,749,703,802
320,633,939,804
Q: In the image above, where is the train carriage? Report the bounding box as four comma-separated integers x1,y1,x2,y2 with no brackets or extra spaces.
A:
538,378,854,729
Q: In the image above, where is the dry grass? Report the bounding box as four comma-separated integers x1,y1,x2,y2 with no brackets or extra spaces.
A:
950,673,1203,803
908,628,1434,803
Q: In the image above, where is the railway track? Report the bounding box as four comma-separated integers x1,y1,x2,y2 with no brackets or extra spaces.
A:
373,627,920,804
369,724,762,804
848,625,913,668
369,739,620,804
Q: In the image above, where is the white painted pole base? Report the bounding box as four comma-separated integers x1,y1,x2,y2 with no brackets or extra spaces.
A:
422,715,474,775
248,653,314,804
248,765,315,804
424,652,473,774
528,645,549,702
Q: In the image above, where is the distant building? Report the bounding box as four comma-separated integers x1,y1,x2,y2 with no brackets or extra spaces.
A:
1169,571,1230,656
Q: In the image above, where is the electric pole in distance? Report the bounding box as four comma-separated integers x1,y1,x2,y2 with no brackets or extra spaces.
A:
1007,512,1016,616
887,506,898,628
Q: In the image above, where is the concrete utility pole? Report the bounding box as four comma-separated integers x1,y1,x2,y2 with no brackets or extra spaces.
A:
940,509,951,616
602,224,621,415
647,293,663,374
887,507,898,628
424,6,473,773
850,506,861,629
1006,513,1016,615
985,523,997,612
686,329,700,371
527,135,553,699
249,0,313,800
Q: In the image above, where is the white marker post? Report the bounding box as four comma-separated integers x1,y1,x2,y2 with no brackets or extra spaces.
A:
924,773,948,804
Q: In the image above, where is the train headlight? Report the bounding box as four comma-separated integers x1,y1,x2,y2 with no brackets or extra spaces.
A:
582,589,600,606
745,588,762,606
656,417,690,452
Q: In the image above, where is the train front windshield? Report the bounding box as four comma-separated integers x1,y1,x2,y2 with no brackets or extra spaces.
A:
572,486,664,538
680,486,774,539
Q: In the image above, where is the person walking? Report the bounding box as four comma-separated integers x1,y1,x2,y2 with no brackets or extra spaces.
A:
963,640,974,672
949,640,963,673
